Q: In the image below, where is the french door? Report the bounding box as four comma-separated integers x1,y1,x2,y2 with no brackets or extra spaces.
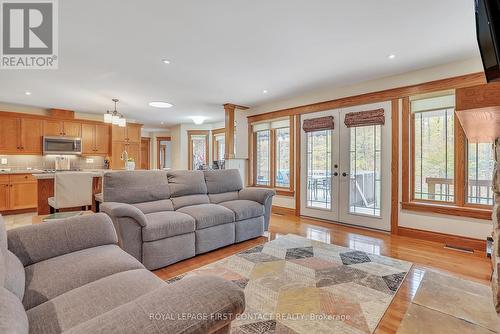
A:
300,101,392,231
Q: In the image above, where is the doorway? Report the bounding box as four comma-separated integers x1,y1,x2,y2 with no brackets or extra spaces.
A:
140,137,151,169
156,136,172,169
300,101,392,231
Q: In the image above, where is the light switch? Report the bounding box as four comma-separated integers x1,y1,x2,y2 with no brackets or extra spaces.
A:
0,158,7,165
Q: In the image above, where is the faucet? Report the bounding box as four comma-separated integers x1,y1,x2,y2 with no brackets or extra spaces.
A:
120,149,128,169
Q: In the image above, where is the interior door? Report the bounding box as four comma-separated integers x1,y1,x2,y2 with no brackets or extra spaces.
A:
338,101,392,231
300,101,392,231
300,109,340,221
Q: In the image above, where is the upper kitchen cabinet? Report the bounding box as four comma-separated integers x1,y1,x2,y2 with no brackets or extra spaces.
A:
43,120,81,137
111,123,142,143
82,123,110,155
0,116,42,154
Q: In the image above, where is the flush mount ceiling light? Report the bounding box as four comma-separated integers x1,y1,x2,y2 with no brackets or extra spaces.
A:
262,89,268,94
104,98,126,127
388,54,396,59
25,91,31,96
149,101,173,108
162,59,171,64
190,116,206,125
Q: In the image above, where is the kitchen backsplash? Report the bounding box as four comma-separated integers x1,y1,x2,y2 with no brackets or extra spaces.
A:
0,155,105,170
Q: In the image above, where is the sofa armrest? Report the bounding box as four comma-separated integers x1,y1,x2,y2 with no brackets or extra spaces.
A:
238,187,276,205
7,213,117,267
64,275,245,334
100,202,148,227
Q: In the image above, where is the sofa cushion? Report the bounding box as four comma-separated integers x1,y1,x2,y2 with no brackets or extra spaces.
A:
203,169,243,194
103,170,170,204
220,200,265,221
4,250,25,301
27,269,163,334
167,170,207,197
178,204,235,230
0,216,6,288
132,199,174,214
23,244,143,310
171,194,210,210
143,211,196,241
0,287,28,334
208,191,239,204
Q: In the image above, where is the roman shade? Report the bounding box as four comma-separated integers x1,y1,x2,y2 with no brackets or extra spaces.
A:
302,116,334,132
344,108,385,128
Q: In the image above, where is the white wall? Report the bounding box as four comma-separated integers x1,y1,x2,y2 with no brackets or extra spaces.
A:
238,56,492,239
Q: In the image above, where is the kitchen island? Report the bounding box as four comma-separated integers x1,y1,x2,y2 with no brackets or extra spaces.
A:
33,171,106,215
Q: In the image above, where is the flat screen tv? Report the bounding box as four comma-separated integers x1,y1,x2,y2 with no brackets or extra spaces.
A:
476,0,500,82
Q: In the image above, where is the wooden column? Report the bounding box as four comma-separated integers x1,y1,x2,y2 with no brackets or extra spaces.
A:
223,103,249,160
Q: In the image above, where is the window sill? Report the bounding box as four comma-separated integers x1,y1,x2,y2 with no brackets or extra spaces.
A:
401,201,492,220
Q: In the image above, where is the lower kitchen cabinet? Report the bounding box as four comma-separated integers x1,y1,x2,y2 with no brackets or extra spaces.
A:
0,174,38,213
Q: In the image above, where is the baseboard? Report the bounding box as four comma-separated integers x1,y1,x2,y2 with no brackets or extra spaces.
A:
397,226,486,252
272,205,296,216
0,208,37,216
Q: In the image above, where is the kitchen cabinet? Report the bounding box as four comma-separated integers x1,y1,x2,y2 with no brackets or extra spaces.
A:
0,116,42,154
0,174,37,212
43,120,81,137
112,124,142,143
82,123,109,155
111,142,140,170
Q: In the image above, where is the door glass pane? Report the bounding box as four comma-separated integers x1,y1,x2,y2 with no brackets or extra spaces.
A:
414,109,454,202
349,125,381,217
467,142,494,205
191,135,207,170
306,130,331,209
276,127,290,188
256,130,270,186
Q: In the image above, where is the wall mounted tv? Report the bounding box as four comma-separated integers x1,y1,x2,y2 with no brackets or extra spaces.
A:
476,0,500,82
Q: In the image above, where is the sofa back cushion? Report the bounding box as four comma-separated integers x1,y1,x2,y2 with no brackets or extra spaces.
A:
203,169,243,194
167,170,207,197
171,194,210,210
104,171,170,204
4,250,24,301
208,192,239,204
0,287,28,334
132,199,174,214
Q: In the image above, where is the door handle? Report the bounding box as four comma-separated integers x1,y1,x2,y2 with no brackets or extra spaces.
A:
342,172,348,177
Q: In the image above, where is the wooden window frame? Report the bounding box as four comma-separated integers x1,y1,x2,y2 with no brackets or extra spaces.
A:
401,97,492,220
250,116,295,196
187,130,209,170
212,128,225,162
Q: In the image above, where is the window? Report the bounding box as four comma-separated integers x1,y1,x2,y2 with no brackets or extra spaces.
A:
402,92,493,219
467,142,494,205
188,130,209,170
306,130,331,208
251,117,294,193
212,128,225,163
255,130,271,186
349,125,381,216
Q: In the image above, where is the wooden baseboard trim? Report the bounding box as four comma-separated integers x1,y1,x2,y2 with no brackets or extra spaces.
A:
272,206,296,216
397,226,486,252
0,208,37,216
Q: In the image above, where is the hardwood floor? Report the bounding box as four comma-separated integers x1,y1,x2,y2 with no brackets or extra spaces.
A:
154,213,492,333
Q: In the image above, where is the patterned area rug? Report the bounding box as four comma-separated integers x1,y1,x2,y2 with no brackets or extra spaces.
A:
166,234,412,333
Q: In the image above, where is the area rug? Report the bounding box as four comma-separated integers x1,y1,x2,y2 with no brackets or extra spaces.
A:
166,234,412,333
397,269,500,333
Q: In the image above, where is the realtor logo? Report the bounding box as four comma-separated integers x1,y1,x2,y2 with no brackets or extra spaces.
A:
1,0,58,69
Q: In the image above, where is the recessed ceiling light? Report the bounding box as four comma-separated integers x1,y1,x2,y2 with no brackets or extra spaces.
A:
388,54,396,60
263,90,268,94
25,91,31,96
149,101,173,108
190,116,206,125
162,59,171,64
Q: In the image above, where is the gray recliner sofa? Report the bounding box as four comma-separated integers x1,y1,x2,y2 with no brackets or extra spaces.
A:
0,213,244,334
101,169,275,270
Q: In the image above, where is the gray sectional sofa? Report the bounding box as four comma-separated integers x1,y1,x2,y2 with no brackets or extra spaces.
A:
101,169,275,270
0,214,245,334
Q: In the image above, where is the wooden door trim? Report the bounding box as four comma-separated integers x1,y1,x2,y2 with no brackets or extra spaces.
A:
391,99,399,234
156,136,171,169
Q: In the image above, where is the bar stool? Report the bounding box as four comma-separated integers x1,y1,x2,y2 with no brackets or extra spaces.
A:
48,172,93,213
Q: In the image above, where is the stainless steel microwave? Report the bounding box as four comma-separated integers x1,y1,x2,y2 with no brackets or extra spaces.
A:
43,136,82,155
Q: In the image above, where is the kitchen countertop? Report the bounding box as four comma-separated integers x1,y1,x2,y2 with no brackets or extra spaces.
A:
0,169,46,174
32,170,111,179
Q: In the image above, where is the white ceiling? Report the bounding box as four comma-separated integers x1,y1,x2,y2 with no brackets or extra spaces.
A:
0,0,479,127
